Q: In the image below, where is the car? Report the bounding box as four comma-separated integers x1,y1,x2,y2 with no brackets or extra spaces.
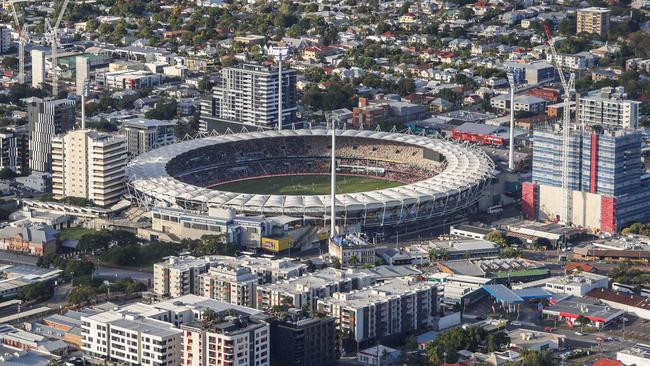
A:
606,336,614,342
574,331,584,336
476,315,485,320
511,321,522,326
544,327,556,332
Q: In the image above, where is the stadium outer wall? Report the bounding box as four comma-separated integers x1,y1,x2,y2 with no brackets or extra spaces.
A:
125,128,495,232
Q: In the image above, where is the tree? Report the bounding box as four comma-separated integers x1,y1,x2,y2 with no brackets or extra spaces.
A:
47,360,65,366
575,315,590,332
519,348,553,366
68,286,96,305
348,255,359,267
500,246,522,259
306,260,316,272
145,99,177,120
464,250,472,260
18,282,54,302
0,167,16,180
1,56,18,71
64,259,95,281
428,248,438,262
331,257,341,269
486,230,508,247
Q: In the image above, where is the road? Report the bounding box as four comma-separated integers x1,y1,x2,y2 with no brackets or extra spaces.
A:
0,252,152,283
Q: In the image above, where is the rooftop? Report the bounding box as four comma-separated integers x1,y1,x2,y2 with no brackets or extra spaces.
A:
319,278,435,309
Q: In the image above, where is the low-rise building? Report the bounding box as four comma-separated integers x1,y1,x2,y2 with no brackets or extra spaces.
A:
328,233,376,267
317,278,437,343
508,328,565,351
512,272,609,297
542,295,624,328
490,94,547,113
587,288,650,321
617,344,650,366
0,224,57,256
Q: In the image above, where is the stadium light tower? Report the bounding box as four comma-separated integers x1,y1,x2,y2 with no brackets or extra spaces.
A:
330,119,336,237
271,46,289,131
506,71,516,171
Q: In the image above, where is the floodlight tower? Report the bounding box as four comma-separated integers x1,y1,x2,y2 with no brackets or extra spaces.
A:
330,121,336,237
506,72,516,171
271,46,289,130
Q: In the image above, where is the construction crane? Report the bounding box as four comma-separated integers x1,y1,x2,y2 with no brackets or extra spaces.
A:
46,0,70,97
544,24,575,226
8,0,28,84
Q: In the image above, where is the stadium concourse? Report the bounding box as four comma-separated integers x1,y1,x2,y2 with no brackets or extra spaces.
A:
126,128,495,231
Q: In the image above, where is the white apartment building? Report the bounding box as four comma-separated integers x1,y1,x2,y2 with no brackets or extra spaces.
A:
182,313,270,366
27,97,75,173
31,50,46,88
52,129,128,207
153,256,211,298
545,52,594,70
206,255,308,284
103,70,161,90
199,264,258,308
255,267,377,311
121,119,176,156
81,311,182,366
317,278,438,343
577,87,640,129
490,94,547,113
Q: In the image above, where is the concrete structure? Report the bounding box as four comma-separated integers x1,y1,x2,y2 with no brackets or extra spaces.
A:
618,344,650,366
411,239,500,260
450,225,492,240
512,272,609,297
328,233,376,267
31,50,46,88
508,329,565,351
542,296,624,328
198,264,258,308
316,278,437,343
255,267,376,311
103,70,161,90
52,130,128,207
0,131,19,174
577,87,640,130
27,98,75,173
490,94,547,113
577,7,610,36
75,56,90,96
153,256,210,298
270,310,339,366
201,63,297,131
121,119,176,156
524,128,650,232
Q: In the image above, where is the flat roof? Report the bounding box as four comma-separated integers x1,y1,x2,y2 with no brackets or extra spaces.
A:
483,284,524,304
543,296,623,323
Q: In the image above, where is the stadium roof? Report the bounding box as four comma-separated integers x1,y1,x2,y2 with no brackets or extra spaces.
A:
126,129,494,217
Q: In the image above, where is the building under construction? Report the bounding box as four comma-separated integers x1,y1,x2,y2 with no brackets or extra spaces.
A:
523,127,650,232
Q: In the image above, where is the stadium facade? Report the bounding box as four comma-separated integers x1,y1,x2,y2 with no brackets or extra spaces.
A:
126,129,494,231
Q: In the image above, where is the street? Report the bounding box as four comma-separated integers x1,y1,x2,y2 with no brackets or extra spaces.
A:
0,252,152,283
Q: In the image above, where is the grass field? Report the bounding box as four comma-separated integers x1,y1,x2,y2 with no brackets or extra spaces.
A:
58,227,98,241
214,175,403,195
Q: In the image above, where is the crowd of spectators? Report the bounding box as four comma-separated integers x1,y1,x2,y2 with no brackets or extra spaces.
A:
165,136,447,188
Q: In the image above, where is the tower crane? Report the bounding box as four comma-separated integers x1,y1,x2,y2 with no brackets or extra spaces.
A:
46,0,70,97
8,0,28,84
544,24,575,226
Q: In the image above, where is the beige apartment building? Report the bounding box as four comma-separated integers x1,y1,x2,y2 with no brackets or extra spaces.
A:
153,256,211,298
52,130,127,207
576,7,610,36
199,264,258,308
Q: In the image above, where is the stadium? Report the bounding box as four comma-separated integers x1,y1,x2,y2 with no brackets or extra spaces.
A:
126,129,494,231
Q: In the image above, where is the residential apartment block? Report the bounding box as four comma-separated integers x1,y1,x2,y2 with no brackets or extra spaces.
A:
576,7,610,36
200,63,297,131
121,119,176,156
81,311,183,366
153,256,211,298
199,264,258,308
317,278,437,343
255,267,376,311
52,129,128,207
27,97,75,173
328,233,376,268
490,94,547,113
182,312,270,366
577,87,640,130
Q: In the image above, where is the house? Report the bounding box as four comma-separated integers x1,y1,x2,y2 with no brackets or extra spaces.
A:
302,45,342,62
0,224,57,256
431,97,454,112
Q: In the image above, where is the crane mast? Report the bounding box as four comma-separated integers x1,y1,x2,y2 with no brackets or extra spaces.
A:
8,0,27,84
544,24,575,226
47,0,70,97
